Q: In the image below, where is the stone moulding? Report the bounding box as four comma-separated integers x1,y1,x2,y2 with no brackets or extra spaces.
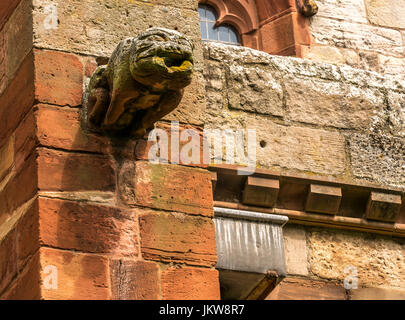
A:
210,164,405,237
84,27,194,138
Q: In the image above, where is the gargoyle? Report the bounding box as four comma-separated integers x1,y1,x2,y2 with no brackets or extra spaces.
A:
85,27,194,137
296,0,318,17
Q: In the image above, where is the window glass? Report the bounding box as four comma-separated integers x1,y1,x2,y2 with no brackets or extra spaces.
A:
199,4,240,45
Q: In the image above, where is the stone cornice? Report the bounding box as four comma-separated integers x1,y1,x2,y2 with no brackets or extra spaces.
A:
210,164,405,237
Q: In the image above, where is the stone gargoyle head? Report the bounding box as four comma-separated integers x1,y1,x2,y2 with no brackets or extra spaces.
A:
85,27,194,137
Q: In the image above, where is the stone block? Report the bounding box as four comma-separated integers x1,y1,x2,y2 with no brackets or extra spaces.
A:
365,192,402,222
139,210,217,267
110,259,159,300
242,176,280,208
305,184,342,215
309,229,405,288
161,267,220,300
365,0,405,29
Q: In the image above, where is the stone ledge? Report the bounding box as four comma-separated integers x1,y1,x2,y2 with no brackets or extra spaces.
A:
211,164,405,237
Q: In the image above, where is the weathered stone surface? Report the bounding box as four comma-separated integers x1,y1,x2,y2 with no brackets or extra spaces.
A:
162,70,206,126
249,117,346,175
242,177,279,208
283,226,308,276
0,155,37,224
33,0,202,59
14,110,37,173
134,123,206,168
205,111,347,175
266,277,346,300
365,0,405,29
204,42,405,92
34,50,83,107
139,210,217,267
119,161,213,216
227,64,284,117
305,184,342,215
161,267,220,300
302,45,359,67
6,0,32,80
39,198,138,256
366,192,402,222
378,54,405,76
350,287,405,300
310,16,403,56
0,53,35,147
309,229,405,288
359,51,380,73
285,76,385,129
0,229,17,295
347,133,405,187
0,27,7,96
387,91,405,137
110,259,159,300
37,148,115,192
316,0,368,23
35,104,108,153
40,247,110,300
0,136,14,182
16,201,39,271
0,252,41,300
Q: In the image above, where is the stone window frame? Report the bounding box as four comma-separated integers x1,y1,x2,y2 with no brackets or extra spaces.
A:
198,0,317,57
198,4,241,45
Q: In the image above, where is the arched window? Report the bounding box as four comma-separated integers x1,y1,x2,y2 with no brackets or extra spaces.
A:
198,4,240,45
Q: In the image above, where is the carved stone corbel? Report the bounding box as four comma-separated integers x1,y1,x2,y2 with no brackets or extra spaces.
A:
296,0,318,17
84,28,194,138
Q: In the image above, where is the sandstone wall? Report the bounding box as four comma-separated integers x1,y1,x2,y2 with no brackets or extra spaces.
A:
1,0,220,300
204,42,404,189
203,42,405,299
305,0,405,75
0,0,39,299
0,0,404,300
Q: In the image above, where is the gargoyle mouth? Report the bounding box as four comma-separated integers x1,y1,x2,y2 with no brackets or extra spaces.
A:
159,51,193,72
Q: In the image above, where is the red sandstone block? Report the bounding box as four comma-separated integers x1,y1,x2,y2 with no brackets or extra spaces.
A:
35,104,108,153
0,26,7,95
139,210,217,267
120,161,213,216
0,0,21,31
110,259,160,300
14,109,37,172
161,267,220,300
266,277,346,300
34,49,83,107
0,229,17,295
39,197,138,257
0,135,14,182
260,12,310,56
37,148,115,192
0,251,41,300
0,154,37,224
135,123,207,168
0,52,34,146
84,58,98,78
16,200,39,271
256,0,296,21
39,247,110,300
